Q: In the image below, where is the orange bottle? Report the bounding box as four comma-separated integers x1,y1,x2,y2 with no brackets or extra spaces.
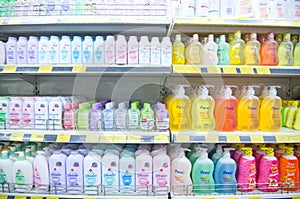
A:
260,32,279,66
279,147,299,191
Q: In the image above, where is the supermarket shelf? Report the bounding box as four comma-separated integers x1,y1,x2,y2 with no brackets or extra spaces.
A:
0,129,170,143
172,65,300,76
0,65,171,74
171,128,300,143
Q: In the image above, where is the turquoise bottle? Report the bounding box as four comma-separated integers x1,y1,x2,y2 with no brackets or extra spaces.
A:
217,35,230,65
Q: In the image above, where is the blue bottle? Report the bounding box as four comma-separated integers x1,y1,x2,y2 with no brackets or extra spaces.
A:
214,148,237,194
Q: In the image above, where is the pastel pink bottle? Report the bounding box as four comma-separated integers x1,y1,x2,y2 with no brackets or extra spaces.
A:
63,102,78,130
238,147,256,192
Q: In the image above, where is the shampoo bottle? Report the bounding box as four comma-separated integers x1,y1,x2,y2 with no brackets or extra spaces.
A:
172,34,185,64
217,35,230,65
260,32,279,66
230,31,245,65
245,33,261,65
278,32,294,66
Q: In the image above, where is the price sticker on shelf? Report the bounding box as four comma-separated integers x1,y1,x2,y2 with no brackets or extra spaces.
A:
276,135,289,143
85,134,100,143
14,196,26,199
256,67,271,74
207,67,222,74
226,198,238,199
30,133,44,142
249,197,262,199
38,66,53,73
176,134,190,142
250,135,264,143
113,135,127,142
56,134,71,142
154,133,168,142
100,135,114,143
173,65,200,74
240,67,254,74
127,135,141,143
0,194,8,199
206,134,218,142
2,66,17,73
227,134,240,143
202,198,215,199
46,197,58,199
289,135,300,142
8,18,21,25
222,67,237,74
72,65,87,73
10,132,24,141
0,18,3,25
30,196,42,199
292,197,300,199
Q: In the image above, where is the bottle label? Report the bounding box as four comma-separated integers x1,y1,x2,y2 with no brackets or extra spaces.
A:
85,163,98,186
140,114,155,131
151,48,160,65
68,163,80,186
154,166,169,187
162,49,172,66
121,166,133,186
50,162,63,185
198,104,213,130
171,100,188,126
103,111,114,130
7,45,16,63
174,169,185,184
15,169,25,185
128,112,139,129
258,3,268,18
103,166,116,186
83,44,92,61
39,43,48,62
280,159,299,189
238,158,256,190
139,48,150,64
128,45,138,63
17,44,26,63
0,169,7,183
115,112,126,130
28,43,37,63
34,167,42,188
156,117,169,130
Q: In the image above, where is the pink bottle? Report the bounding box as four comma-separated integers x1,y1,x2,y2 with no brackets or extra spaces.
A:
238,147,256,192
232,146,244,178
257,148,279,192
253,147,266,180
63,102,78,130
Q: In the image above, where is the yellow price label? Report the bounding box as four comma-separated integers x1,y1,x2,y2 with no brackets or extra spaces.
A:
203,198,215,199
289,135,300,142
38,66,53,73
2,66,17,73
8,18,21,25
292,197,300,199
206,134,218,142
154,133,168,142
85,134,100,143
31,196,42,199
276,135,289,143
292,21,300,26
56,134,71,142
30,133,44,142
235,16,249,20
223,67,237,74
250,135,264,143
211,18,225,24
113,135,127,142
240,67,254,74
0,18,3,25
249,197,262,199
100,135,113,143
226,198,238,199
127,135,141,143
10,132,24,141
173,65,200,74
46,197,59,199
207,67,222,74
14,196,26,199
256,67,271,74
72,65,87,73
175,134,190,142
227,134,240,143
0,194,8,199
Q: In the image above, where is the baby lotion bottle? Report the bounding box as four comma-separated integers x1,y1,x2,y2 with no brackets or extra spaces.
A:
105,35,115,65
230,31,245,65
6,36,17,64
63,102,78,130
16,36,28,64
84,151,101,194
119,152,136,192
116,35,127,65
49,36,60,64
48,97,63,130
140,103,155,131
27,36,38,64
49,151,67,193
245,33,261,65
155,103,169,130
260,32,279,66
33,151,49,192
161,37,172,66
102,102,115,131
238,147,256,192
71,36,82,64
139,36,150,64
76,102,92,130
203,34,218,65
135,150,152,193
38,36,49,64
127,36,139,65
217,35,230,65
9,97,23,129
0,150,14,192
150,37,161,65
102,150,119,192
89,101,106,131
34,97,49,130
13,152,33,192
185,34,203,64
82,36,94,64
172,34,185,64
195,0,209,17
278,32,294,66
22,97,35,129
94,36,105,64
208,0,220,17
153,149,170,194
257,147,280,192
66,151,84,193
128,101,140,130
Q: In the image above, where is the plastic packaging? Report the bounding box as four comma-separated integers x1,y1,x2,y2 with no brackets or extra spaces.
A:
33,151,49,192
59,35,71,64
116,35,127,65
229,31,245,65
49,36,60,64
139,36,150,64
94,36,105,64
105,35,116,65
82,36,94,64
278,32,294,66
245,33,261,65
260,32,279,66
127,36,139,65
66,151,84,193
27,36,38,64
38,36,49,64
71,36,82,64
217,35,230,65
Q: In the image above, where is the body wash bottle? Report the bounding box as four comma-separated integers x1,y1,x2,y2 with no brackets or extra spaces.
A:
245,33,260,65
229,31,245,65
172,34,185,64
278,32,294,66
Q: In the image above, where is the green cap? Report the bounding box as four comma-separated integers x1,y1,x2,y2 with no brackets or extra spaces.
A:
143,103,151,109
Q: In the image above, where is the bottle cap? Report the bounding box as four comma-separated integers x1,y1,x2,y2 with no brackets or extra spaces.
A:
73,36,82,41
283,32,291,41
260,147,274,156
285,146,294,155
143,103,151,109
240,147,252,156
234,31,241,39
175,34,181,41
250,32,257,40
151,37,160,43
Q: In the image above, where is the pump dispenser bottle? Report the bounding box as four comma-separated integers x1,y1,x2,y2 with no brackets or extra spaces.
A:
238,147,256,192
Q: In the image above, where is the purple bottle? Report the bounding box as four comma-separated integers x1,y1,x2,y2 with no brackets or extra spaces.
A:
155,103,169,130
89,101,109,131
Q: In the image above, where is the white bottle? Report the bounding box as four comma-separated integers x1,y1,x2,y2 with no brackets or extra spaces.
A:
34,97,49,130
34,151,49,192
27,36,38,64
203,34,218,65
105,35,116,65
9,97,23,129
256,0,269,18
22,97,35,129
49,150,67,193
127,36,139,65
49,36,60,64
180,0,195,17
170,148,192,194
84,151,102,194
71,36,82,64
114,102,128,130
119,153,136,192
195,0,209,17
135,151,152,193
16,36,28,64
116,35,127,65
139,36,150,65
161,37,172,66
93,36,105,64
153,149,170,194
150,37,161,65
13,152,33,192
0,150,14,192
60,35,71,64
38,36,49,64
82,36,94,64
0,96,10,129
66,151,84,193
48,97,63,130
6,37,17,64
0,41,6,64
220,0,234,18
269,0,286,19
208,0,220,17
102,151,119,192
295,0,300,20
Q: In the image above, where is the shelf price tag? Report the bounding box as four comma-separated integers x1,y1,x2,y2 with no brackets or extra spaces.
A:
127,135,141,143
8,18,21,25
38,66,53,73
256,67,271,74
289,135,300,142
85,134,100,142
100,135,113,143
173,65,200,74
113,135,127,142
10,132,24,141
46,197,58,199
154,133,168,142
276,135,289,143
202,198,215,199
227,134,240,143
72,65,87,72
207,67,221,74
31,196,42,199
56,134,71,142
240,67,254,74
222,67,237,74
30,133,44,142
0,194,8,199
0,18,3,25
2,66,17,73
175,134,190,142
14,196,26,199
249,197,262,199
250,135,264,143
206,134,218,142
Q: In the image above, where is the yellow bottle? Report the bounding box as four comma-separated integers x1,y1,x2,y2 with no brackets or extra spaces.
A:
168,85,191,131
191,86,215,131
238,86,260,131
294,108,300,130
260,86,282,132
230,31,245,65
185,34,203,65
259,86,269,106
278,32,294,66
245,32,261,65
286,101,299,128
294,34,300,66
172,34,185,64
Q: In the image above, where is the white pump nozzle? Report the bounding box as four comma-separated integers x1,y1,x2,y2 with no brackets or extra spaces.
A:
199,85,214,96
246,85,259,96
224,85,237,97
200,147,208,159
174,85,189,95
223,148,235,158
268,86,280,97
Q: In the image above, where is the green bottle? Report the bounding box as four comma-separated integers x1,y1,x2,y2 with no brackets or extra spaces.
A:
140,103,154,131
76,101,96,130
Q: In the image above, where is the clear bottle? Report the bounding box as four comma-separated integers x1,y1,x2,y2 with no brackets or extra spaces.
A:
185,34,203,65
140,103,155,131
229,31,245,65
278,32,294,66
260,32,279,66
172,34,185,64
102,102,115,131
245,33,261,65
203,34,218,65
128,101,140,130
114,102,128,130
217,35,230,65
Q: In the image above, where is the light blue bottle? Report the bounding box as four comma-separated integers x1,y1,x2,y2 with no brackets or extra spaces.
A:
71,36,82,64
214,148,237,194
102,102,115,131
217,35,230,65
83,36,94,64
211,145,223,165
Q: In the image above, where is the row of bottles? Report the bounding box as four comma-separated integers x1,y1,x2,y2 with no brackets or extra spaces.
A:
1,35,172,66
282,100,300,130
168,143,300,194
165,84,283,132
172,32,300,66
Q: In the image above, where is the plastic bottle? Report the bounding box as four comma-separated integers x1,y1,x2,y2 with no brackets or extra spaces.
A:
128,101,140,130
155,103,169,130
161,37,172,66
153,149,170,194
93,36,105,64
245,33,261,65
105,35,115,65
172,34,185,64
294,34,300,66
63,102,78,130
116,35,127,65
13,152,33,192
237,147,256,192
269,0,286,19
49,36,60,64
9,97,23,129
89,101,106,131
33,151,49,192
195,0,209,17
180,0,195,17
139,36,150,64
102,150,119,192
71,36,82,64
22,97,35,129
135,150,152,193
170,148,192,194
214,148,237,194
6,37,17,64
203,34,218,65
27,36,38,64
279,147,299,191
285,101,299,128
257,147,280,192
260,32,279,66
0,150,14,192
102,102,115,131
185,34,203,64
275,144,286,159
16,36,28,64
82,36,94,64
0,41,5,64
84,151,101,194
76,102,92,130
38,36,49,64
208,0,220,17
127,36,139,65
60,0,71,15
278,32,294,66
140,103,155,131
294,107,300,130
114,102,128,130
217,35,230,65
230,31,245,65
59,35,71,64
150,37,161,65
0,96,10,129
66,151,84,193
215,86,238,131
119,152,136,192
49,151,67,193
192,148,214,194
168,85,191,131
211,145,223,165
256,0,269,18
260,86,282,131
219,0,234,18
